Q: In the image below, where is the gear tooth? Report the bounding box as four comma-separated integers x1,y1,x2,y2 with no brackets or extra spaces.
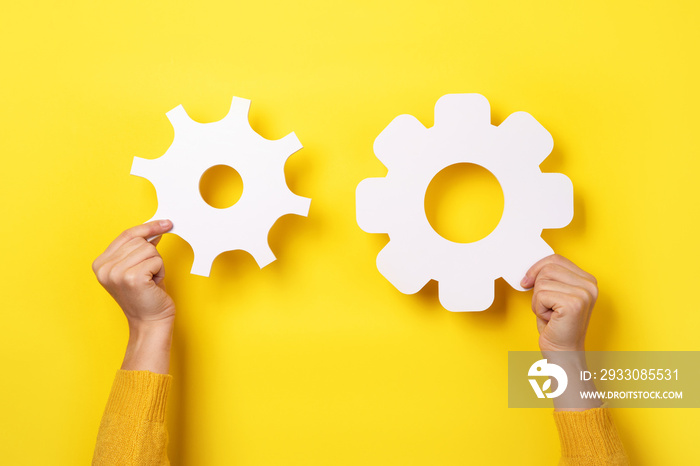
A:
131,156,156,178
277,132,303,157
166,105,193,129
535,173,574,229
190,251,215,277
434,93,491,131
438,276,495,312
356,177,393,233
224,96,253,124
376,242,430,294
498,111,554,165
373,114,427,168
500,237,554,291
249,243,276,268
288,194,311,217
230,96,252,111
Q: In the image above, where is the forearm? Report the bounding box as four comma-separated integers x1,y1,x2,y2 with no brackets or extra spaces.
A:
553,407,629,465
121,319,174,374
542,351,601,412
93,371,172,465
93,319,174,465
93,221,175,464
544,353,628,465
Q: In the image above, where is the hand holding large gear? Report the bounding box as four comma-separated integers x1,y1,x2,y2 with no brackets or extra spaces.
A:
132,97,311,276
356,94,573,311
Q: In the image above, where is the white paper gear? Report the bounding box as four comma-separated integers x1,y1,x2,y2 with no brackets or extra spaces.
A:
356,94,573,311
132,97,311,276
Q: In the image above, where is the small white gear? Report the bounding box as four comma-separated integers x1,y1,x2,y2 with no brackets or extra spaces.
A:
131,96,311,276
356,94,573,311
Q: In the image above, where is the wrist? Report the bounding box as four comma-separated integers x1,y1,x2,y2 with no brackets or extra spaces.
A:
540,350,602,411
127,316,175,336
122,318,174,374
541,350,587,370
539,336,585,353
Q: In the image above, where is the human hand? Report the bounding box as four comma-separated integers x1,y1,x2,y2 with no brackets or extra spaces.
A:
92,220,175,327
520,255,598,352
93,220,175,374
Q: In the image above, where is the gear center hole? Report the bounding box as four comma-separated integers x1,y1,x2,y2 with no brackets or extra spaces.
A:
424,163,504,243
199,165,243,209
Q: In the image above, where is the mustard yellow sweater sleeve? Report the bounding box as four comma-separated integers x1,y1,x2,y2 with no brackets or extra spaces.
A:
93,370,172,466
553,407,629,465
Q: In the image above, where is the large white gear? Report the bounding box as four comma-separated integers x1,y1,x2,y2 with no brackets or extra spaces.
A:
356,94,573,312
131,96,311,276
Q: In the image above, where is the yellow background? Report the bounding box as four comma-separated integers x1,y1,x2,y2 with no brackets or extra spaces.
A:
1,1,698,464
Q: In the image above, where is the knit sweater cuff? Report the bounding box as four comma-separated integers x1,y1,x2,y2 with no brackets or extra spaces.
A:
553,406,626,462
104,370,172,422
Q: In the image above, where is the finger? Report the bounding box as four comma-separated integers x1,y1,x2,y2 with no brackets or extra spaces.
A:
532,289,569,320
535,278,595,309
532,264,595,292
521,254,593,288
101,220,172,260
534,277,581,295
139,256,166,284
103,242,160,284
103,229,167,269
96,236,153,276
115,241,161,272
121,256,165,289
105,235,149,265
93,236,146,278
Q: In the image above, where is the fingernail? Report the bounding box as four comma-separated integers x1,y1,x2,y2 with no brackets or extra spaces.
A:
520,276,530,288
159,219,172,229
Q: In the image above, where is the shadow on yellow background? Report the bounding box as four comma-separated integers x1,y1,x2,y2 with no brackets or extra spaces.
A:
1,0,699,464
